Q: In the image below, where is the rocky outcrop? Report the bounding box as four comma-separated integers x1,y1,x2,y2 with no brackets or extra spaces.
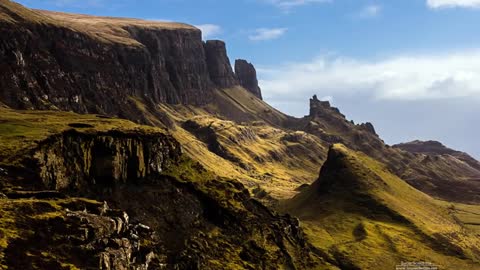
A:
0,196,160,270
33,129,182,191
204,40,238,88
358,122,377,136
309,95,344,118
235,59,262,99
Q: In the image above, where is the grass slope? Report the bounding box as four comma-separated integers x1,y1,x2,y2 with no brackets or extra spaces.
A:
147,88,328,200
0,0,197,46
282,144,480,270
0,108,164,166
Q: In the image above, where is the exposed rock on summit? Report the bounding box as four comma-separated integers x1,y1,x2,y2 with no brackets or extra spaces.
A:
309,95,344,118
235,59,263,100
358,122,377,136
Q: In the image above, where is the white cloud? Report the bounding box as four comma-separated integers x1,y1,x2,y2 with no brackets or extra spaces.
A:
427,0,480,8
264,0,331,10
249,28,288,41
259,50,480,102
357,4,382,18
194,24,222,39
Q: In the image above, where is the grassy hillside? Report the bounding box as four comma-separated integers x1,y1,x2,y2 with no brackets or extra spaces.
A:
0,108,163,167
0,0,198,46
0,0,50,23
143,88,328,200
281,144,480,269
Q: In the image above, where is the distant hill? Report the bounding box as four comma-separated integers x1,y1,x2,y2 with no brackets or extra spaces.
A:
282,144,480,269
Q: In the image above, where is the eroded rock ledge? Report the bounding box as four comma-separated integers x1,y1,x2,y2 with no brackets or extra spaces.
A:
33,129,181,191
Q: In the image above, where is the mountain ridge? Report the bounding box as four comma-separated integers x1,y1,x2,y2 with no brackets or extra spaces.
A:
1,1,480,269
282,144,480,269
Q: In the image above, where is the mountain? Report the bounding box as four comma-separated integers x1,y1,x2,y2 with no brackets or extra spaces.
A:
0,0,262,118
1,1,480,269
2,0,479,204
282,144,480,269
394,140,480,171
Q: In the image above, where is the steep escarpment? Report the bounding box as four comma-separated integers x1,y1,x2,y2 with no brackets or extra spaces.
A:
0,6,208,111
0,1,265,121
204,40,238,88
235,59,262,99
33,129,182,192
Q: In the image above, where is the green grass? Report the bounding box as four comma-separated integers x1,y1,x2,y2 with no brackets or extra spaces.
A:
0,108,166,166
281,144,480,270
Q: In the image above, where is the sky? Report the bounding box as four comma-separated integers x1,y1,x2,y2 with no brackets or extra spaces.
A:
15,0,480,159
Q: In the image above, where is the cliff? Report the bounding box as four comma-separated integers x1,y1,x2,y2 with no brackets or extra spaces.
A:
204,40,238,88
235,59,263,99
0,1,263,119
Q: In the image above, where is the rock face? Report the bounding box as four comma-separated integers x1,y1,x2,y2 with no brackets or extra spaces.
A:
309,95,344,118
0,7,211,111
204,40,238,88
33,129,182,191
0,2,255,118
358,122,377,136
235,59,262,99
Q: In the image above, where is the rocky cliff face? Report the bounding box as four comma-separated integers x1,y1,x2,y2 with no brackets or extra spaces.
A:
0,9,210,111
0,2,260,119
204,40,238,88
235,59,262,99
358,122,377,136
33,129,182,191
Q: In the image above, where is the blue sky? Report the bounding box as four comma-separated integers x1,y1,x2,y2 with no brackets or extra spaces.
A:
15,0,480,158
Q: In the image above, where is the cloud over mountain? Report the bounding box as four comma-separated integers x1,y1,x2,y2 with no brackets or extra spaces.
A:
259,49,480,102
